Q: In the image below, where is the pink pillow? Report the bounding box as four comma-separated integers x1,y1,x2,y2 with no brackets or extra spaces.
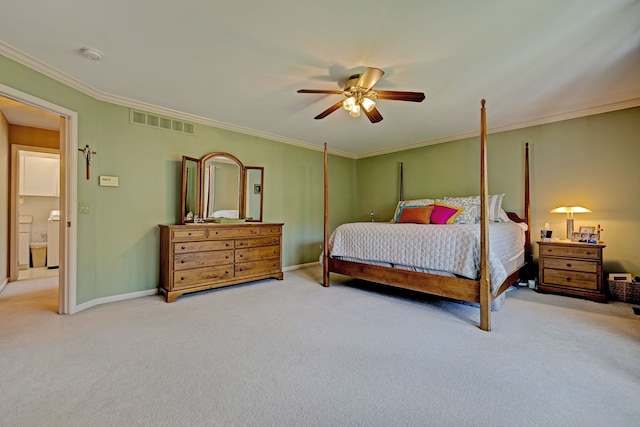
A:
430,203,464,224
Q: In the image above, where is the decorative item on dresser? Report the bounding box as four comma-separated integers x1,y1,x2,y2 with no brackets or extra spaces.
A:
159,223,283,302
537,240,606,302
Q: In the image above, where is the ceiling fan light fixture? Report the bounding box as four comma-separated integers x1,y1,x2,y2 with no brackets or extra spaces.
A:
343,97,356,111
348,104,361,117
361,97,376,112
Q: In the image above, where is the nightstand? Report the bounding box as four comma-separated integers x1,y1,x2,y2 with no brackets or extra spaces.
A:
537,240,606,302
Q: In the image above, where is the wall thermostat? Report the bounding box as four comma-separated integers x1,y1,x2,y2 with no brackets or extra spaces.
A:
99,176,119,187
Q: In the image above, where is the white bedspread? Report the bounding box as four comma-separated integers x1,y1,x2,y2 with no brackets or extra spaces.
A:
328,221,527,295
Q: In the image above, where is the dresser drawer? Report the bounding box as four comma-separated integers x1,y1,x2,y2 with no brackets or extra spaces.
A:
172,228,207,240
208,227,259,238
174,240,233,254
235,259,281,277
539,245,601,259
174,250,234,270
261,226,281,235
173,265,234,288
235,236,280,249
543,258,597,273
235,245,280,263
543,268,598,290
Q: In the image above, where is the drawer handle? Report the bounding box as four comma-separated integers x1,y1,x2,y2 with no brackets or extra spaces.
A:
226,243,230,247
225,255,229,259
181,246,186,250
238,242,244,246
180,277,185,281
187,232,192,236
566,263,571,267
225,271,229,275
181,260,186,264
586,251,592,255
273,239,278,244
215,231,219,235
239,254,244,258
239,268,244,271
566,277,572,282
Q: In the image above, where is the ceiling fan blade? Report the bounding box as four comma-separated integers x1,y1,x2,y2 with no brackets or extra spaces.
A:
375,90,425,102
363,106,383,123
357,67,385,90
314,100,345,120
297,89,344,95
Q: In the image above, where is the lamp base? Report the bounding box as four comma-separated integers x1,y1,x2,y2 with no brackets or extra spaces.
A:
566,218,574,240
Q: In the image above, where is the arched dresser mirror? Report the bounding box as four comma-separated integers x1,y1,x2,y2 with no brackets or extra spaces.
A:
180,152,264,223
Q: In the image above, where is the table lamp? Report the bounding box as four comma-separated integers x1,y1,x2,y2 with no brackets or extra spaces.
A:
550,206,591,239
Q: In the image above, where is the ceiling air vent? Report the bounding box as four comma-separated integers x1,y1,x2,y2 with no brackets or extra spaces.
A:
129,109,195,135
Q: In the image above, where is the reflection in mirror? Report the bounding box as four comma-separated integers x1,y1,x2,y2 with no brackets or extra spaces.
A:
201,154,244,220
245,167,264,222
181,156,200,224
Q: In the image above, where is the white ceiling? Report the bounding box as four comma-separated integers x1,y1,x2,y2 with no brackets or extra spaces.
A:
1,0,639,158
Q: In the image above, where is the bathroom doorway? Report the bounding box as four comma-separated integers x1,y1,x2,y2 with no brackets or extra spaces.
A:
1,84,78,314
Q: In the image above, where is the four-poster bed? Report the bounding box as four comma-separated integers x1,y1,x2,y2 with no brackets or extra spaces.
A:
322,100,531,331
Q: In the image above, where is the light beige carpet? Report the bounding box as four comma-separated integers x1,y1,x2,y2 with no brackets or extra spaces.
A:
1,268,639,426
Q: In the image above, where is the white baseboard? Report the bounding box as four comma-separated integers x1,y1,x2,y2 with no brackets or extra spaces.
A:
73,262,320,313
75,288,158,313
283,261,320,272
0,277,8,293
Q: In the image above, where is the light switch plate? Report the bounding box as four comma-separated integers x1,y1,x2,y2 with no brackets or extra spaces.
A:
99,176,119,187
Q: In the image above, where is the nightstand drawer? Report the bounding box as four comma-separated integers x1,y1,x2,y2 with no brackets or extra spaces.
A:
543,258,597,273
543,268,598,290
539,245,601,259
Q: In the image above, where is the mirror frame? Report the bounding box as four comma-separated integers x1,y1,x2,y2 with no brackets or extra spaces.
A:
181,156,200,224
181,152,264,223
244,166,264,222
200,152,245,221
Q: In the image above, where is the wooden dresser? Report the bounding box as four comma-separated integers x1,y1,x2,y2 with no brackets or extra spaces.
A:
537,240,606,302
159,223,283,302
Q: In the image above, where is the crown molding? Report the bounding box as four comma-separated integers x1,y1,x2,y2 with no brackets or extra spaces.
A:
0,42,359,158
355,97,640,159
3,41,637,161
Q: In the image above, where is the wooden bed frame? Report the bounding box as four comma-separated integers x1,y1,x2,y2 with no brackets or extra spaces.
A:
322,100,531,331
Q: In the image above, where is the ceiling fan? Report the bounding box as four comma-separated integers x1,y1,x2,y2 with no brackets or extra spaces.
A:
297,67,425,123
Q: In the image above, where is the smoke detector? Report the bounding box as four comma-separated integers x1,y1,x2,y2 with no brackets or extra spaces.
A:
81,47,103,61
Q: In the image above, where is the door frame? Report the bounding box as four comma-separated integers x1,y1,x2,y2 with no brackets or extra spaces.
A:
1,83,78,314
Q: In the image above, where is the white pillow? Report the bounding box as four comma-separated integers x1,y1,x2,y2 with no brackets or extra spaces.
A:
391,198,435,222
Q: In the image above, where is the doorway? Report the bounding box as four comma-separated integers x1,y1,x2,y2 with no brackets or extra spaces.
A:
0,83,78,314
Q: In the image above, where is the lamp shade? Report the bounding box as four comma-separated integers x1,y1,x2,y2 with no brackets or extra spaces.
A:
550,206,591,214
551,206,591,239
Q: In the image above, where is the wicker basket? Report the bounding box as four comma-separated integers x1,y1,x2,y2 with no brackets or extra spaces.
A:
606,280,640,304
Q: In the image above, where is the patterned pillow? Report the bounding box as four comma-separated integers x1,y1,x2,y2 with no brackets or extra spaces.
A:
438,197,478,224
431,202,464,225
443,194,506,222
391,198,435,222
397,205,434,224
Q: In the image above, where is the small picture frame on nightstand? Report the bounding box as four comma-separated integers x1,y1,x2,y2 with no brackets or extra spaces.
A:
579,226,595,234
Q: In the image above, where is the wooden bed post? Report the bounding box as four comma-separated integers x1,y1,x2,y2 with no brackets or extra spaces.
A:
479,100,491,331
322,143,330,287
524,142,532,275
